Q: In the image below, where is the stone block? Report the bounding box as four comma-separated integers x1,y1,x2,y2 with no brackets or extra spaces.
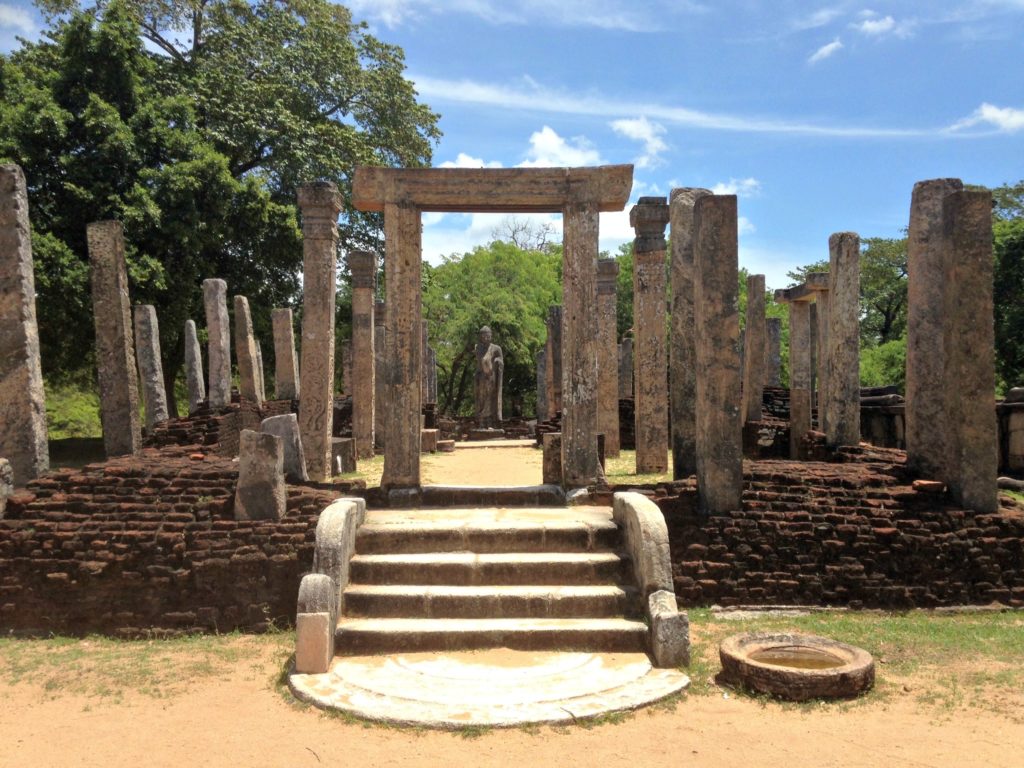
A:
184,319,206,414
542,432,562,486
421,429,439,453
234,430,285,521
203,278,231,409
612,491,673,596
260,414,308,482
233,295,264,405
294,612,333,675
133,304,169,431
331,437,356,475
648,590,690,668
437,439,456,453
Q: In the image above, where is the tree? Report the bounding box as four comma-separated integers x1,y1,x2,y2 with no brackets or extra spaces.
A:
994,217,1024,390
423,241,561,418
5,0,439,410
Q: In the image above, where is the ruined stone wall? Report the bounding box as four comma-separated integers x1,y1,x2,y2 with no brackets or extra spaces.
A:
0,450,353,636
595,450,1024,609
144,399,296,457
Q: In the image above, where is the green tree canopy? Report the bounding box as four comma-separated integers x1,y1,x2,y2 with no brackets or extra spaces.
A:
423,241,561,417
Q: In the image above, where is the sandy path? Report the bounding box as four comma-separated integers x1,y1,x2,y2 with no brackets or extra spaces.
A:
421,444,543,487
1,641,1021,768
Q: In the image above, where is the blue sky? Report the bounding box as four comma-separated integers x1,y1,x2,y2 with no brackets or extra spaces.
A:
2,1,1022,290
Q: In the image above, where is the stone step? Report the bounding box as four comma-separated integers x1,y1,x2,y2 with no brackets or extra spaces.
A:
335,617,649,654
343,584,638,619
349,551,630,586
355,520,620,555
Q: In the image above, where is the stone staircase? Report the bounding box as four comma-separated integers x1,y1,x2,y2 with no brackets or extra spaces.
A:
333,507,649,655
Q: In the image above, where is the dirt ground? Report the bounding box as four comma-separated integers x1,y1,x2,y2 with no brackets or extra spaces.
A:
1,634,1022,768
421,442,543,486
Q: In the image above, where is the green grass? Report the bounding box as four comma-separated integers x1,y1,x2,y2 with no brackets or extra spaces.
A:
604,449,673,485
44,382,102,439
336,453,385,488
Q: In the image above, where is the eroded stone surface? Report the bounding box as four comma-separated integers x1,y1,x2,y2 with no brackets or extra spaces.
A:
597,259,620,456
765,317,782,387
827,234,860,448
350,251,376,459
648,590,690,668
133,305,168,431
297,183,342,481
0,457,12,517
233,295,264,406
203,278,231,409
0,164,48,483
184,319,206,415
545,305,563,420
234,429,285,521
88,221,141,457
272,308,299,400
261,413,308,482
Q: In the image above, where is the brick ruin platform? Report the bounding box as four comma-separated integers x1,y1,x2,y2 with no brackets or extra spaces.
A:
2,444,1023,639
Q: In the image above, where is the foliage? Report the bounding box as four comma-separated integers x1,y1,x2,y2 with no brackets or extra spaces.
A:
859,336,907,390
994,217,1024,390
44,380,102,439
4,0,438,407
423,241,561,417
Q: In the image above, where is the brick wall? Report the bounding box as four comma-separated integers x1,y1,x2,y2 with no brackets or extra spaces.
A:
0,448,360,636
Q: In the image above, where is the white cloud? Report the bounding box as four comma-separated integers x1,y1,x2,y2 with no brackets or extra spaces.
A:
412,74,935,138
711,177,762,198
518,126,603,167
738,216,756,236
950,102,1024,133
808,37,844,63
439,152,504,169
610,116,668,169
852,11,915,37
791,6,846,31
856,14,895,34
0,4,34,33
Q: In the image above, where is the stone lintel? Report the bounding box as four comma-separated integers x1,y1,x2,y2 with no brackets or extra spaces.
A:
352,165,633,214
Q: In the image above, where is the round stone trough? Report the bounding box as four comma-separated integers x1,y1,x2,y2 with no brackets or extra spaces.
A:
719,632,874,701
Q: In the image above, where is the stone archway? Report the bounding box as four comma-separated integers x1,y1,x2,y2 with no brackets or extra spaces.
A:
352,165,633,492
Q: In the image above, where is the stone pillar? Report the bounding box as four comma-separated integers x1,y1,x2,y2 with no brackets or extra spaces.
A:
271,308,299,400
0,164,48,484
233,295,264,406
133,305,169,431
906,178,964,479
561,204,601,487
826,234,860,448
786,298,812,458
742,274,766,424
545,305,563,420
87,221,141,457
618,337,633,398
341,340,352,395
631,196,670,474
943,190,998,514
234,429,286,521
425,346,438,406
296,183,342,482
381,203,422,490
811,278,830,435
597,258,620,457
809,302,819,419
765,317,782,387
693,195,742,515
421,321,431,404
203,278,231,409
184,319,205,415
255,341,266,405
349,251,376,459
669,188,710,480
373,299,386,451
536,348,548,421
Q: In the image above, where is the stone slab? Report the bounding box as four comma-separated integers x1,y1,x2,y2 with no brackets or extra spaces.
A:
234,429,285,521
261,413,308,482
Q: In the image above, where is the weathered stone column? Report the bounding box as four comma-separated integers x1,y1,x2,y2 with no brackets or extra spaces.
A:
255,341,266,405
906,178,964,479
669,189,709,479
778,292,812,458
597,258,620,456
943,190,998,514
373,299,386,451
0,164,48,484
807,273,830,434
184,319,205,414
381,203,422,490
765,317,782,387
341,340,352,395
297,183,342,482
87,221,141,458
233,295,264,406
742,274,766,424
561,203,601,487
349,251,376,459
618,337,633,399
693,195,742,514
631,196,670,474
827,233,860,448
545,305,563,420
203,278,231,409
271,308,299,400
133,305,169,430
536,348,548,421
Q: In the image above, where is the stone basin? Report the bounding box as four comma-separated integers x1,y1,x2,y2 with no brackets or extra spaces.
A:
719,632,874,701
